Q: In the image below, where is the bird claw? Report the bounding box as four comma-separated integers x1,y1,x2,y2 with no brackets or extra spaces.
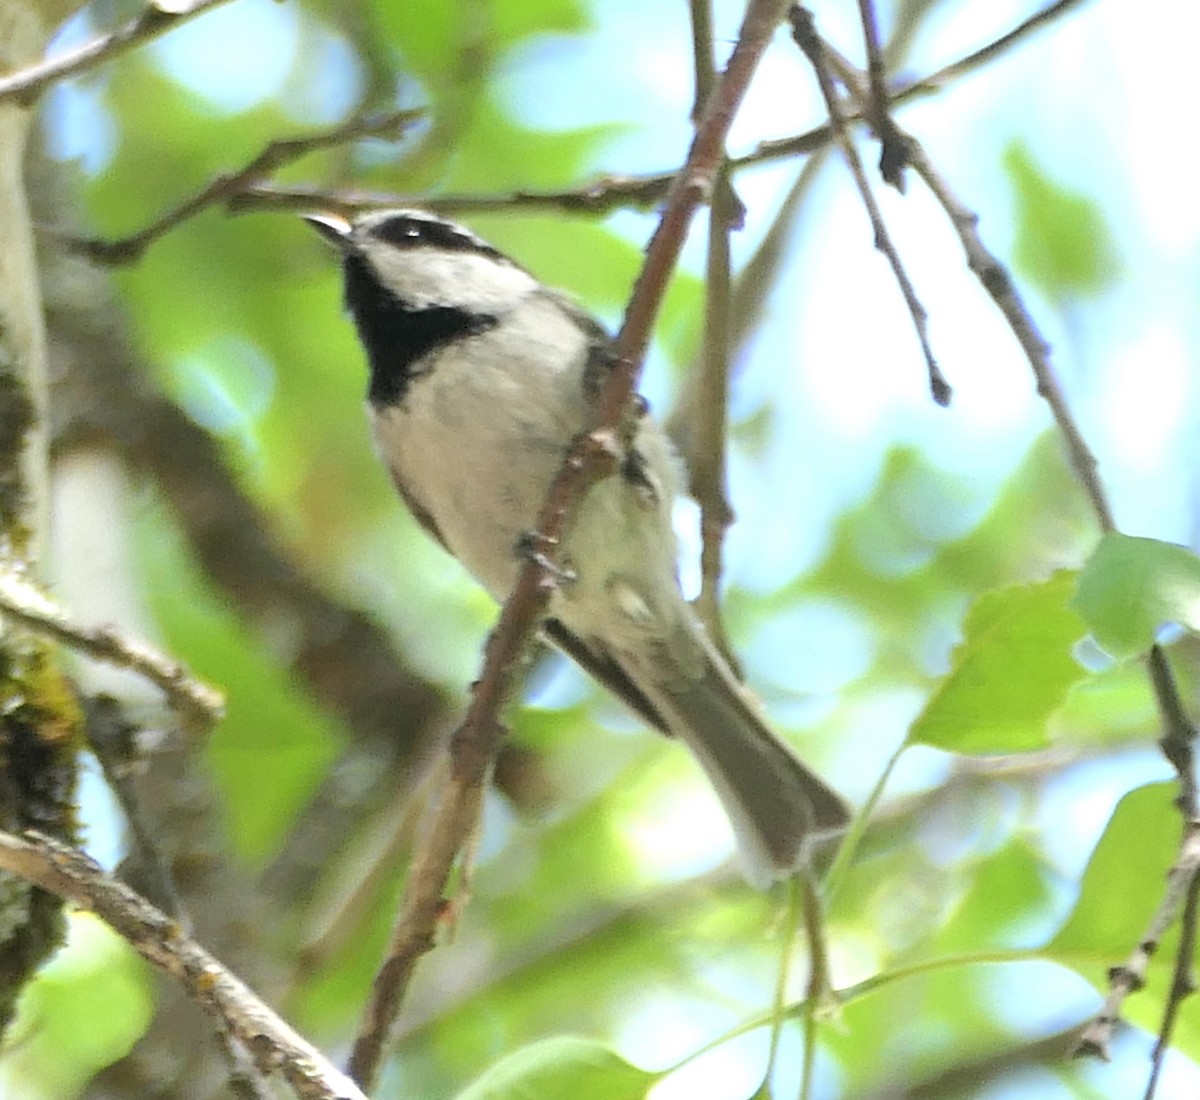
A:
514,531,577,586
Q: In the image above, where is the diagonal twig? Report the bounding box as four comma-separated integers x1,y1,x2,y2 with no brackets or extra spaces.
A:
1149,645,1198,817
1146,850,1200,1100
0,0,237,106
903,139,1112,526
742,0,1089,168
816,18,1199,1082
685,0,741,663
905,122,1198,1100
854,0,908,189
0,566,223,722
344,1,793,1090
789,5,950,406
59,110,422,265
1073,820,1200,1064
0,830,366,1100
125,0,1089,241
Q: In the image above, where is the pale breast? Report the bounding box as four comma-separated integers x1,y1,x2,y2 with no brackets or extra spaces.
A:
369,292,592,601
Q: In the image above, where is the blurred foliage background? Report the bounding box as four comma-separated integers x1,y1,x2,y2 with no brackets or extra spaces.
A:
1,0,1199,1097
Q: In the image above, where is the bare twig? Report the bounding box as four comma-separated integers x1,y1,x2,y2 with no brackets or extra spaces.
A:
1144,652,1200,1100
60,110,422,265
345,2,792,1089
688,0,718,121
0,830,368,1100
912,0,1088,95
1146,855,1200,1100
0,0,237,106
861,1023,1086,1100
1074,820,1200,1063
907,132,1199,1100
789,6,950,406
798,867,836,1100
666,148,829,467
796,3,1194,1081
228,1,1091,229
854,0,908,189
1149,645,1198,816
852,40,1200,1087
811,23,1122,598
741,0,1089,168
0,566,224,722
229,174,681,220
903,140,1111,523
692,189,740,659
685,0,741,662
20,0,1088,291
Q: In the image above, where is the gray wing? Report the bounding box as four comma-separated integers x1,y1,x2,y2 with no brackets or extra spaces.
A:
541,619,670,735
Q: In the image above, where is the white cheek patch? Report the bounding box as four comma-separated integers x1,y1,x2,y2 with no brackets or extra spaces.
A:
366,246,537,313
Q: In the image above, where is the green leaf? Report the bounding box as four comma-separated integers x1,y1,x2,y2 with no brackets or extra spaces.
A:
492,0,589,45
909,573,1087,753
1072,533,1200,658
441,98,619,193
1046,783,1175,967
455,1036,658,1100
1044,782,1200,1069
0,915,154,1096
368,0,588,83
1003,140,1119,299
928,838,1052,954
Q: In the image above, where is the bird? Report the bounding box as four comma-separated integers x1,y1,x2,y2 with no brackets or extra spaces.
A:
306,208,850,885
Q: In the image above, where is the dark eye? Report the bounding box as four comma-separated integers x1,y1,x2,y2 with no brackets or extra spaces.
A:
370,213,503,261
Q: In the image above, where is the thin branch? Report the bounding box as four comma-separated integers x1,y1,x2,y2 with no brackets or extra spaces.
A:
665,148,829,464
1146,856,1200,1100
902,139,1112,524
862,1023,1086,1100
1145,651,1199,1100
855,0,887,118
386,742,1129,1049
230,175,680,219
909,132,1198,1100
77,0,1088,247
0,566,224,723
688,0,717,121
789,6,950,406
692,171,742,661
0,0,237,106
798,867,836,1100
345,1,792,1089
916,0,1088,94
231,0,1092,221
685,0,740,663
1149,644,1198,816
854,0,908,189
1074,820,1200,1062
58,110,422,265
738,0,1090,169
0,830,368,1100
819,22,1199,1079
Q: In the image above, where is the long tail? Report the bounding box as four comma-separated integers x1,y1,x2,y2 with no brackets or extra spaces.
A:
632,629,850,886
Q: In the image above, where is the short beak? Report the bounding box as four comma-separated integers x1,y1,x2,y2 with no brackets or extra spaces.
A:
303,212,353,250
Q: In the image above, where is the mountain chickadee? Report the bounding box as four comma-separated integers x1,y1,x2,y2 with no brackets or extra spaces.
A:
307,208,849,885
